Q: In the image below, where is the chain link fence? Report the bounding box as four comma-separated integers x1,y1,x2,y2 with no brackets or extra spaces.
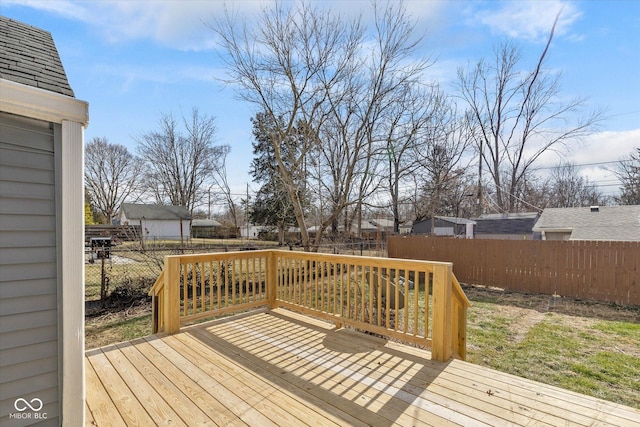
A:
84,239,387,306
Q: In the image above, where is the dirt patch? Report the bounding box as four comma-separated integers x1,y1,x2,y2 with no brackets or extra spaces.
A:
462,283,640,323
510,309,547,343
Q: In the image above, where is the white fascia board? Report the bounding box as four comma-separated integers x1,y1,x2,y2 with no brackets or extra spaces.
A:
0,78,89,126
532,227,573,233
60,121,85,425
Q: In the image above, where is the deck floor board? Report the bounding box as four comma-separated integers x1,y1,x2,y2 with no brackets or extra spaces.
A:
86,308,640,427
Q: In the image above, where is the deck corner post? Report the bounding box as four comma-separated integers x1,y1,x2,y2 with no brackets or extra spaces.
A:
432,263,453,361
164,256,181,334
267,250,277,309
457,303,468,360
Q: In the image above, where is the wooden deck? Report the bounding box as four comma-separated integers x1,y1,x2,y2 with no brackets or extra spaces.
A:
86,308,639,426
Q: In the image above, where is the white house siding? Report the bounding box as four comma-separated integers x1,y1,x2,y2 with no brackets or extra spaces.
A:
141,219,188,240
475,233,536,240
0,113,60,425
543,231,571,241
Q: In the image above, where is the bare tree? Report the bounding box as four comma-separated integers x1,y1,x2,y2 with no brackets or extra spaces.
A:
136,108,227,214
214,2,361,250
84,137,142,222
546,162,606,207
208,145,238,226
457,13,603,212
377,83,446,232
614,147,640,205
413,104,473,226
215,1,429,248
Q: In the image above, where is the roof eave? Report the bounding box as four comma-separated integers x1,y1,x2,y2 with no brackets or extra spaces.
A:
532,227,573,233
0,78,89,126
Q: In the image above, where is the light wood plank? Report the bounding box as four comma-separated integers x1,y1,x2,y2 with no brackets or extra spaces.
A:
86,351,155,426
176,329,370,427
132,338,250,427
144,335,287,427
85,358,126,427
201,314,489,427
101,345,187,426
188,324,394,427
114,340,214,426
166,332,343,427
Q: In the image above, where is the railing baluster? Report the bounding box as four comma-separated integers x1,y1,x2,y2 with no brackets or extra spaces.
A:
252,257,257,301
413,269,419,336
200,261,205,313
346,263,351,319
403,268,409,333
215,260,221,311
231,259,239,305
181,263,186,317
386,270,392,329
320,260,325,313
356,265,367,322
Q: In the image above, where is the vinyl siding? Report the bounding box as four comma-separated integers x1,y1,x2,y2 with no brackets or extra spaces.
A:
0,112,59,425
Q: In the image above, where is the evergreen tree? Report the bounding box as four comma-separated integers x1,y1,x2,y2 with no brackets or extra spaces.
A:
249,112,307,245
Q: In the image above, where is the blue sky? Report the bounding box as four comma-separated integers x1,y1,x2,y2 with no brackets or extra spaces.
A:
2,0,639,201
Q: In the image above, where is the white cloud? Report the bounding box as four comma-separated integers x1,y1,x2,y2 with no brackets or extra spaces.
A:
568,129,639,165
4,0,92,21
7,0,452,52
473,0,583,43
533,129,639,195
6,0,271,51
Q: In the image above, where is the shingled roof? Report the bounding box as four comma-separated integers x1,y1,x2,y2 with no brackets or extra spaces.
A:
533,205,640,241
121,203,191,221
474,212,539,235
0,16,75,97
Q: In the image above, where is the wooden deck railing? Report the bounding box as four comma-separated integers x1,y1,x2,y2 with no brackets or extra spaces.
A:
149,249,470,361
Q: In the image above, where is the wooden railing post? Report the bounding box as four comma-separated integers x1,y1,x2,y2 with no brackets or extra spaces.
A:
456,303,468,360
267,251,277,309
164,256,181,334
431,263,453,362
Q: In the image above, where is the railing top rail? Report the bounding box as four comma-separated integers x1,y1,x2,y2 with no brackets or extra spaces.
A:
148,270,164,297
161,249,454,269
273,249,454,266
162,249,274,263
159,249,453,269
452,275,471,307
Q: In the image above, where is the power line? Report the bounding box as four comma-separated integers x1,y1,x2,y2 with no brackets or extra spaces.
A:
531,160,626,171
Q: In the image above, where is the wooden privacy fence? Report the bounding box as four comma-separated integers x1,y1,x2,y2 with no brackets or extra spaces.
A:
149,249,470,361
388,237,640,306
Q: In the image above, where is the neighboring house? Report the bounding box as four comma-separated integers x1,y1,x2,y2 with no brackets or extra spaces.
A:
412,217,476,238
0,16,88,425
119,203,191,240
399,220,413,234
191,218,223,238
474,212,540,240
533,205,640,241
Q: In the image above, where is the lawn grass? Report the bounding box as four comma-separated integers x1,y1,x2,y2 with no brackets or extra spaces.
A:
464,286,640,409
85,309,152,349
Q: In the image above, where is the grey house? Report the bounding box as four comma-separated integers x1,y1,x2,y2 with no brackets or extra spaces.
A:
474,212,540,240
412,216,476,237
533,205,640,241
0,17,88,425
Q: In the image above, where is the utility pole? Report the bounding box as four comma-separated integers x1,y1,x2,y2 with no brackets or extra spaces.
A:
246,183,250,240
476,143,483,217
